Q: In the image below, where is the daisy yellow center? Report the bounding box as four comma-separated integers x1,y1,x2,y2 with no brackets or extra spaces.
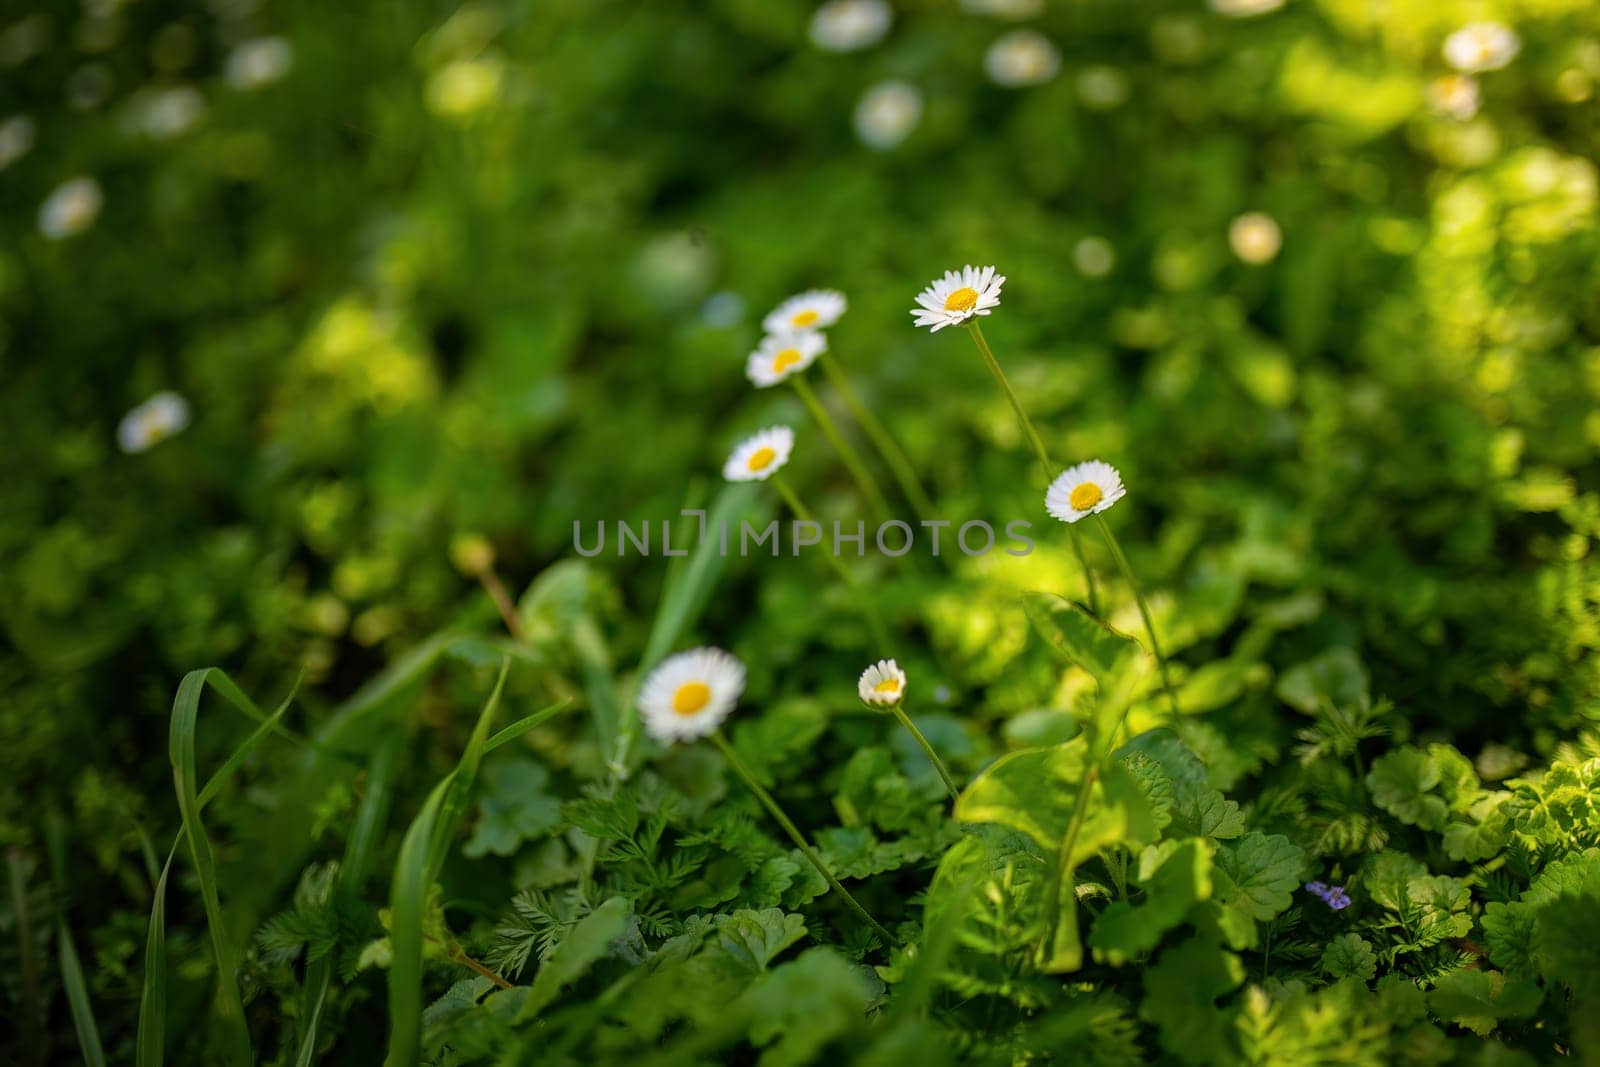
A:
672,681,711,716
747,447,777,471
873,678,901,695
772,348,802,373
944,286,979,313
791,310,819,328
1069,482,1103,511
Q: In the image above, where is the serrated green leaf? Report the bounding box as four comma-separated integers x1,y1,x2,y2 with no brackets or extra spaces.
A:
1320,933,1378,981
1089,839,1213,965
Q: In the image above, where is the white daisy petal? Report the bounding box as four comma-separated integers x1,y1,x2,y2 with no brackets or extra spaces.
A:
1443,22,1520,74
117,391,191,454
858,658,908,707
762,290,848,335
809,0,892,53
1045,460,1127,524
908,264,1006,332
746,332,826,388
723,425,796,482
638,647,746,744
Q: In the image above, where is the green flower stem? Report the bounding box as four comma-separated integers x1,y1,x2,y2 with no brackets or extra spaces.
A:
817,352,936,523
889,703,959,802
1093,513,1179,719
771,473,892,653
791,375,892,524
710,731,897,947
963,321,1099,616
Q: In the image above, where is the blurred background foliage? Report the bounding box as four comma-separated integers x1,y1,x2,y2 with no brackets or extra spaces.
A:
3,0,1600,1060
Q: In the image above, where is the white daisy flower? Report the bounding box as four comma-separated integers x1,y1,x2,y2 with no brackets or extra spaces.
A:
638,647,746,744
910,264,1005,332
225,36,294,91
0,114,35,171
858,659,907,707
1208,0,1285,17
1443,22,1520,74
763,290,847,334
1427,75,1481,121
1045,460,1126,523
1073,236,1115,278
809,0,892,53
1228,212,1282,264
723,425,796,482
746,332,826,388
117,391,191,454
136,86,205,141
984,30,1060,88
38,177,103,240
854,80,922,151
959,0,1045,19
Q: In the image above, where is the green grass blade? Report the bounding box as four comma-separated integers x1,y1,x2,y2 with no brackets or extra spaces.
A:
169,669,257,1066
616,481,759,771
424,659,510,882
136,850,174,1067
385,659,510,1066
483,697,574,754
56,913,106,1067
384,776,451,1067
294,731,407,1067
45,815,107,1067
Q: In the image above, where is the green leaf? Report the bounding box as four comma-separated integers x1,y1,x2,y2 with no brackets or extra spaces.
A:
1276,647,1368,714
956,739,1155,856
712,909,808,974
1214,833,1306,924
1320,933,1378,981
1141,935,1245,1065
1089,839,1214,965
1367,747,1448,830
737,947,879,1067
519,896,634,1020
1428,969,1542,1037
1022,591,1141,680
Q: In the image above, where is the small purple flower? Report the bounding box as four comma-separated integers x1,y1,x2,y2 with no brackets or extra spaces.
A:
1304,881,1351,910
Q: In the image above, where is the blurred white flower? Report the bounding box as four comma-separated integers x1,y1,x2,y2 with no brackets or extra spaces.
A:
637,647,746,744
1073,236,1115,278
911,265,1004,332
1208,0,1285,17
984,30,1060,89
1045,460,1126,524
117,391,191,453
1427,75,1481,121
858,659,908,706
959,0,1044,19
38,177,103,239
854,80,922,150
1228,212,1282,264
724,425,796,482
809,0,891,53
1076,65,1129,109
0,114,35,170
747,332,826,388
1443,22,1520,74
225,36,294,90
138,86,205,140
764,290,847,334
